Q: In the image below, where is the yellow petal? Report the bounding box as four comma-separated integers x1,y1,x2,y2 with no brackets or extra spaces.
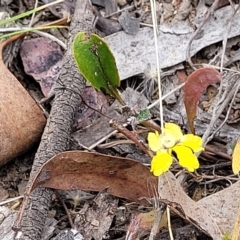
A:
148,131,161,152
180,134,204,152
164,123,183,140
150,150,173,176
173,145,200,172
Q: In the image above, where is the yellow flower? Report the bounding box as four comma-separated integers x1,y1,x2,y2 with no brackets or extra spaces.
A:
148,123,204,176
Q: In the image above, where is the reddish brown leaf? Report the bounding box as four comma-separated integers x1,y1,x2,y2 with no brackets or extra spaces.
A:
183,68,221,133
30,151,158,202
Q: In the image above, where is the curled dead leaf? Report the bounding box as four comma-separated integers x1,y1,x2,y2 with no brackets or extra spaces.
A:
183,68,221,133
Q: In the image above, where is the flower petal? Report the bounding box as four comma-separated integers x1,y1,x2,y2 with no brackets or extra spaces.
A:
148,131,162,152
173,145,199,172
180,134,204,152
164,123,183,140
150,150,173,176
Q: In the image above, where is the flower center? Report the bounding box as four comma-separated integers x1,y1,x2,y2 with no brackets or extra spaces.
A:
161,135,176,149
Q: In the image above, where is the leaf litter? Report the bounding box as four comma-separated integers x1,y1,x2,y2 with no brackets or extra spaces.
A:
1,1,240,240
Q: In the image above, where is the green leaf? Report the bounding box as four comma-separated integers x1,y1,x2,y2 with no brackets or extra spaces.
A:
73,32,125,105
222,233,232,240
136,109,151,122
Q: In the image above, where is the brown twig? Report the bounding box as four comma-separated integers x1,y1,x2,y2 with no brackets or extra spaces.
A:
55,191,75,229
204,145,232,161
200,152,223,162
109,119,153,158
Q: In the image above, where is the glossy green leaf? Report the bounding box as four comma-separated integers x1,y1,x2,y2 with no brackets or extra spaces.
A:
73,32,125,105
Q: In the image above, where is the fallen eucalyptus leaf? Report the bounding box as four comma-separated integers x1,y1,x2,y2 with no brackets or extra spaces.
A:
29,150,157,202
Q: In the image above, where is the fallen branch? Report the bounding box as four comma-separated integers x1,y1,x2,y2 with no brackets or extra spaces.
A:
14,1,94,239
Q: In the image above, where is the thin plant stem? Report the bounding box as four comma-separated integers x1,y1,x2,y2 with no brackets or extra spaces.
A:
149,0,164,134
29,0,39,27
0,25,66,40
167,206,174,240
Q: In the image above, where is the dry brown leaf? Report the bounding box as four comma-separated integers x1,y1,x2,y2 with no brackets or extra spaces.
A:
0,42,46,166
29,150,158,202
158,171,222,239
